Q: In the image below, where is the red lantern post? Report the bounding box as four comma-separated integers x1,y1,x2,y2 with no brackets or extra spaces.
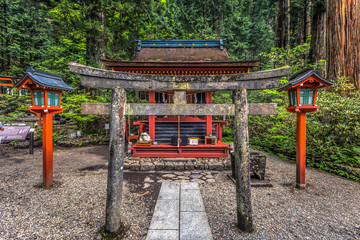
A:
14,67,74,187
277,68,333,189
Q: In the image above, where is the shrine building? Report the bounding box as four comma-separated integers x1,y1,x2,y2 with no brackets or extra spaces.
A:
102,39,260,158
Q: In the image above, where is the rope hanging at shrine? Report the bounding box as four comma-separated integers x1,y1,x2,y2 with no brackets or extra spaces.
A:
128,115,131,140
178,115,180,148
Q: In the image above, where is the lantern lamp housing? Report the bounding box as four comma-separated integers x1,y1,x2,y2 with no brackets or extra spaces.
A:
277,68,334,113
14,67,74,114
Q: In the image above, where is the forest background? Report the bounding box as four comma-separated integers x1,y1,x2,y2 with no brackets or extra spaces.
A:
0,0,359,180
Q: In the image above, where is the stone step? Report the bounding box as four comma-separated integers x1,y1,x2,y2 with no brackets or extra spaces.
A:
146,182,213,240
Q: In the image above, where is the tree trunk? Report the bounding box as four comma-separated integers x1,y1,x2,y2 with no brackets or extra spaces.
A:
85,4,106,64
298,0,311,45
275,0,290,48
298,5,305,45
326,0,360,90
233,88,254,232
105,88,127,233
310,0,326,65
305,1,311,39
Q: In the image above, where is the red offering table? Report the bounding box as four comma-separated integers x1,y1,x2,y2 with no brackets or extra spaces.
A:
130,141,229,158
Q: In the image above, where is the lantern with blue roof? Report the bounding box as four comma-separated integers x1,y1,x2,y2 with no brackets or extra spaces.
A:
14,67,74,114
14,67,74,187
277,68,333,189
278,68,334,113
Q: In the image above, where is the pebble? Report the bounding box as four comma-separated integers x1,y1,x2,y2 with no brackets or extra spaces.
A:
162,174,176,178
191,179,205,183
189,174,203,179
177,176,190,180
144,176,154,183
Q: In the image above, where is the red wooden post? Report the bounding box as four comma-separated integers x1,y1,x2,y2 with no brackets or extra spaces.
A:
296,112,307,189
42,113,53,187
36,113,41,127
206,92,212,136
149,92,155,140
218,123,223,142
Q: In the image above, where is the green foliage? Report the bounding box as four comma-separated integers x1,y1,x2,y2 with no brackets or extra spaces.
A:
53,132,64,143
248,43,360,181
0,91,31,123
0,0,53,76
61,93,108,133
260,37,326,73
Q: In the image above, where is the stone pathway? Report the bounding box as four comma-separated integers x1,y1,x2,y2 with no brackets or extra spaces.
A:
125,157,231,171
144,171,216,184
146,182,213,240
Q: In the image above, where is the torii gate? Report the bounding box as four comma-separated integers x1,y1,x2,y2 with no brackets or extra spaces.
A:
69,62,290,233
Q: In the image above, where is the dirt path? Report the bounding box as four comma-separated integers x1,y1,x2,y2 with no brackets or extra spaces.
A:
202,149,360,239
1,145,359,239
0,145,161,239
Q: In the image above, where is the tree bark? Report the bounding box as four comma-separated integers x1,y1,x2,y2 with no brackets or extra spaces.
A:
275,0,290,48
85,3,106,64
310,0,326,64
297,0,311,45
326,0,360,90
105,88,127,233
297,3,305,45
233,88,254,232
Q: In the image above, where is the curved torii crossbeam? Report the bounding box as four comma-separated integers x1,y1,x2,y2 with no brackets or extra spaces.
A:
68,62,290,233
69,62,290,90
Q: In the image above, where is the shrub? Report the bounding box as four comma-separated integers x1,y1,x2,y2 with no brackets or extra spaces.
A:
60,93,108,134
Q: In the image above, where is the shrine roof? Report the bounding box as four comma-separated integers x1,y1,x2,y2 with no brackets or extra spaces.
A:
14,67,74,91
103,39,260,67
277,68,334,92
133,46,231,62
136,39,227,50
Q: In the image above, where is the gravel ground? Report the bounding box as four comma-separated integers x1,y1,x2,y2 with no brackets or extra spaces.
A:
201,149,360,239
0,145,161,239
1,145,360,239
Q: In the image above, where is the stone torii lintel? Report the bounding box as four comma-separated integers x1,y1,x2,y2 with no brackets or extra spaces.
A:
68,62,290,91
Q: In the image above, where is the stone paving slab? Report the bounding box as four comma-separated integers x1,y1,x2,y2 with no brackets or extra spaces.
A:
148,199,180,230
161,182,180,192
146,182,212,240
158,182,180,200
180,212,213,240
180,189,204,212
181,182,199,190
146,230,179,240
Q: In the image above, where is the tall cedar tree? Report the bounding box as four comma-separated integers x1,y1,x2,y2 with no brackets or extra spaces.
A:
326,0,360,90
309,0,326,64
275,0,290,48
